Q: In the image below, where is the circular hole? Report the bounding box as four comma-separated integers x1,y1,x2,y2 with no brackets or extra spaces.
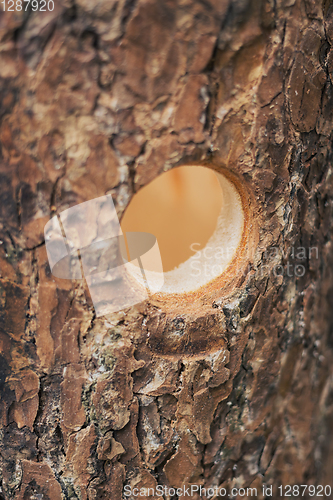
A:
121,165,246,295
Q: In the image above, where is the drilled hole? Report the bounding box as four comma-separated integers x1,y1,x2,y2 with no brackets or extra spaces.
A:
121,165,245,294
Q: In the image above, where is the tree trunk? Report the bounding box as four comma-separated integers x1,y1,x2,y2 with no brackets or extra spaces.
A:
1,0,333,499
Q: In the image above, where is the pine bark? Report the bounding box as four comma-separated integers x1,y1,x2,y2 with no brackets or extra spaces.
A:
1,0,333,499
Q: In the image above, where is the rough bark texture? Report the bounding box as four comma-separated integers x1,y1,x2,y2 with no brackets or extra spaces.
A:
1,0,333,499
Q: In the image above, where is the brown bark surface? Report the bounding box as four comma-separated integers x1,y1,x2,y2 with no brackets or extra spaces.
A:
1,0,333,499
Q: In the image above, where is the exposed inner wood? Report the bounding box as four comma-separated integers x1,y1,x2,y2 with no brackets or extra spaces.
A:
121,165,224,272
122,166,245,293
